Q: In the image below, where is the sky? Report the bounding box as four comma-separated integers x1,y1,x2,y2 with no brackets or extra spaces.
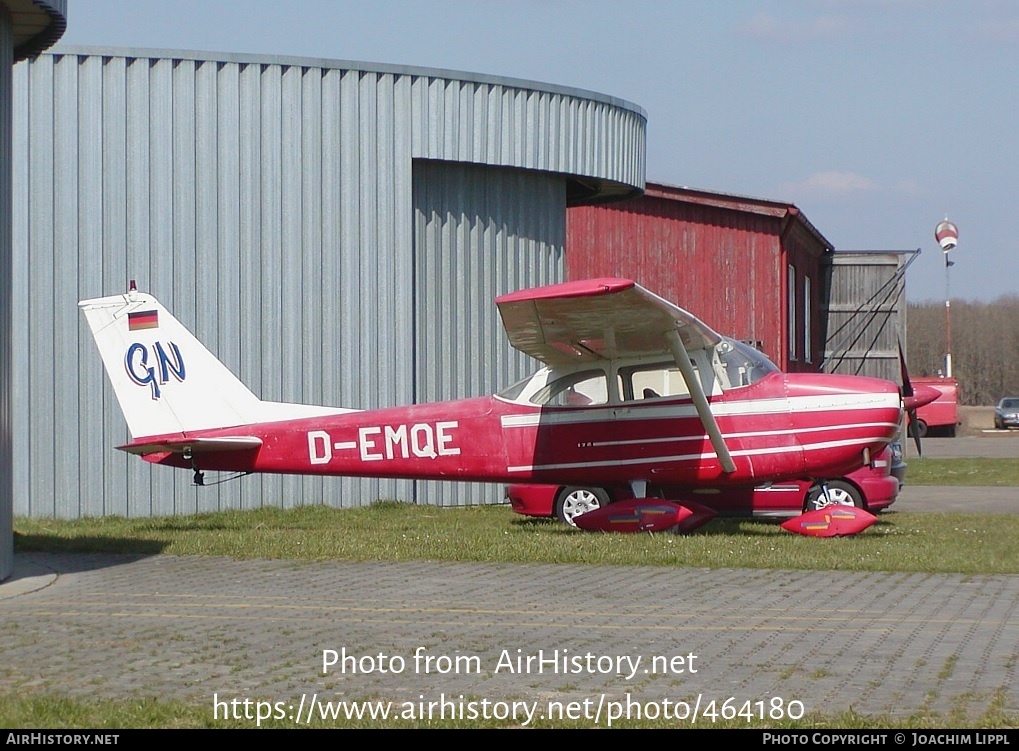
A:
53,0,1019,303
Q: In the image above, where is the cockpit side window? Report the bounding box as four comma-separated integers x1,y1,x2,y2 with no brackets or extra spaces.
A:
530,369,609,406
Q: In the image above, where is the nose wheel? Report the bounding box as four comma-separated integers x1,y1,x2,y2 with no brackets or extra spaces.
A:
805,480,862,512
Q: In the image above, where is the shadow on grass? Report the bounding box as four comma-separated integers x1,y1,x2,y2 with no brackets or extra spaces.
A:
509,513,791,537
511,513,897,540
13,531,168,556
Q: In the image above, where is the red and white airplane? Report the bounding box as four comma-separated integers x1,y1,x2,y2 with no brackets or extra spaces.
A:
80,278,930,511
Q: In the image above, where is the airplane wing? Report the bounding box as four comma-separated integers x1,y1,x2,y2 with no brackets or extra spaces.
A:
495,278,722,366
497,278,736,473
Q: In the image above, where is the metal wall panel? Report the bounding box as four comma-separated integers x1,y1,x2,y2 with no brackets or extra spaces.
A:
0,11,13,579
11,55,413,517
3,0,69,577
13,49,643,517
412,160,566,506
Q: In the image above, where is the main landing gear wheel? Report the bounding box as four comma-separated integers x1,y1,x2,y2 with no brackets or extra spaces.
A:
555,486,610,527
805,480,862,512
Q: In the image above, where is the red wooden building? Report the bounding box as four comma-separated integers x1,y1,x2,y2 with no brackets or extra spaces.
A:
567,182,833,372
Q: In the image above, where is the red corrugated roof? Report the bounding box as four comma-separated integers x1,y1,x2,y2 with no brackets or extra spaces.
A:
643,181,834,251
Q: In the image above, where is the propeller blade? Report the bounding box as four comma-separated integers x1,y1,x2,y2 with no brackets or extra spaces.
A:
897,341,938,457
898,341,913,398
907,408,922,457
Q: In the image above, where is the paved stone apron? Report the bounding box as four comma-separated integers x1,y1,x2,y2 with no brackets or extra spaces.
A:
2,552,1016,721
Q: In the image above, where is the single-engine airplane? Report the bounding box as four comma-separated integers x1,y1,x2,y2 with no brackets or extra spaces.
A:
79,278,934,510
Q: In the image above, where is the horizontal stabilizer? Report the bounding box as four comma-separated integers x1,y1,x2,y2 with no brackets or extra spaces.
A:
117,436,263,456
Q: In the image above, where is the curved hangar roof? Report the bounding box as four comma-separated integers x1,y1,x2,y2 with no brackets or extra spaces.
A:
50,46,648,204
2,0,66,61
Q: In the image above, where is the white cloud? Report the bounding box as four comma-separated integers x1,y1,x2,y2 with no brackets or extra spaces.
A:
737,12,856,42
779,171,880,197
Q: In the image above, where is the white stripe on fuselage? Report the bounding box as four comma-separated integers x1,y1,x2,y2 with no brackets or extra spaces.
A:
499,392,899,429
504,431,896,474
587,421,897,449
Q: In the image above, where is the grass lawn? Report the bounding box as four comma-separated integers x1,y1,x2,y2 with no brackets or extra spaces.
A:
14,499,1019,575
906,457,1019,486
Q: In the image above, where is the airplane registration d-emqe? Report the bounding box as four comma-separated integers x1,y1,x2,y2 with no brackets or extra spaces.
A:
80,278,933,535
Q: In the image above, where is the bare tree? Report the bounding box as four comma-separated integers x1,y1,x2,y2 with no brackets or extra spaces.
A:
908,296,1019,405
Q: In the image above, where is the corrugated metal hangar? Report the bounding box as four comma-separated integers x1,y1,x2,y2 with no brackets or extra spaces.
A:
0,0,67,580
11,47,646,518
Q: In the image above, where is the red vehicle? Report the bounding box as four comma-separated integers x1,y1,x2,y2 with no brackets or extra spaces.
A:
507,444,900,526
911,377,959,437
80,278,928,531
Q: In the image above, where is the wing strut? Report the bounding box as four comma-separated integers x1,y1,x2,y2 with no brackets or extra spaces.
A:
665,330,736,473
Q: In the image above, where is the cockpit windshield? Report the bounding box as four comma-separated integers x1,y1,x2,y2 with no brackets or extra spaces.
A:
715,337,779,388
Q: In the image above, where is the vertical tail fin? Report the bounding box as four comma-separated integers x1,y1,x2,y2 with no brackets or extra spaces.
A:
80,290,356,443
79,291,267,439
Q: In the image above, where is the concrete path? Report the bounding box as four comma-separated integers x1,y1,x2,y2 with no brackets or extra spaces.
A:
2,544,1016,725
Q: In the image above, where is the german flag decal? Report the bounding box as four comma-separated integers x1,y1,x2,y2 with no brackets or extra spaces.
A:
128,310,159,330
